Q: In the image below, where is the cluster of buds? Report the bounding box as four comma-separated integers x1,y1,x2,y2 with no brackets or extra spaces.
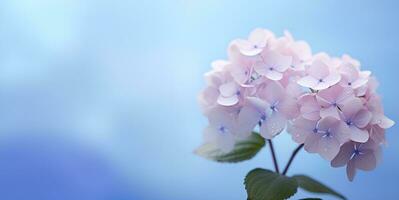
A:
198,28,394,181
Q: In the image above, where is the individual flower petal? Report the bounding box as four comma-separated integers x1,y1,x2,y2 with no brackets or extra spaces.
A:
237,105,262,138
331,142,355,167
318,136,341,161
260,112,286,139
346,159,356,182
217,95,239,106
254,50,292,80
203,125,235,153
371,114,395,129
353,149,377,171
297,75,319,89
289,117,318,143
308,60,330,78
352,109,372,128
348,126,369,143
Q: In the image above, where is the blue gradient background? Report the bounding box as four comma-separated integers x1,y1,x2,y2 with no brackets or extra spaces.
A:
0,0,398,199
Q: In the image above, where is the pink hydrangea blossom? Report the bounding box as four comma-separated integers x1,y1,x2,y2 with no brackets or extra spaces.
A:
198,28,395,181
297,59,341,90
331,140,380,181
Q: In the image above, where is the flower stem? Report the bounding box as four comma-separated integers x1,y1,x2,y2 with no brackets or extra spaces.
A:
282,144,304,175
267,139,280,174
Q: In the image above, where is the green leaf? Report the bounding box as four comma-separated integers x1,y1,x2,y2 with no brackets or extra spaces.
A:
195,132,265,163
293,175,346,200
245,168,298,200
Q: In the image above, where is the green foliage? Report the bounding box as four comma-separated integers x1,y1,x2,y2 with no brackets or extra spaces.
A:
245,168,298,200
195,132,265,163
293,175,346,200
244,169,346,200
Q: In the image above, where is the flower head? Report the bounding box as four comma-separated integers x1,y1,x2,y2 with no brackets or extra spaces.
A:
198,28,394,181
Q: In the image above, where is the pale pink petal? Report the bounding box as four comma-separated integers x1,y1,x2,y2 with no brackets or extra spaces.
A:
260,112,286,139
352,109,372,128
207,107,235,129
320,106,340,119
313,81,331,91
217,132,236,152
370,125,386,145
263,82,285,103
246,97,270,111
219,82,238,97
318,116,339,131
300,104,321,121
230,65,250,85
297,76,319,88
253,61,268,76
203,125,219,143
341,98,364,119
289,127,310,144
318,137,340,161
340,63,358,78
263,51,292,72
304,133,322,153
249,28,273,47
349,126,369,143
353,150,377,171
308,60,329,79
290,117,318,143
331,142,355,167
237,105,261,138
346,159,356,181
351,77,368,89
291,41,312,61
371,114,395,129
322,73,341,88
265,70,283,80
331,122,350,144
279,98,299,119
336,87,354,105
234,39,262,56
316,85,343,104
217,95,239,106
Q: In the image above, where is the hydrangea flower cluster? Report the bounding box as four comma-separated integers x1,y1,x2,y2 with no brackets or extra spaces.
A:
198,28,394,181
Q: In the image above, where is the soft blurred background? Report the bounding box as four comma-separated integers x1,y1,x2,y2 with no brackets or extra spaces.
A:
0,0,397,199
